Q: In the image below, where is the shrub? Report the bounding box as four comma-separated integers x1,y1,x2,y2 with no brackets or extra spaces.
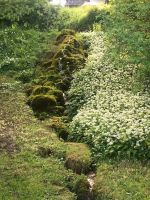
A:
68,32,150,160
106,0,150,87
0,27,57,77
78,7,110,31
0,0,58,30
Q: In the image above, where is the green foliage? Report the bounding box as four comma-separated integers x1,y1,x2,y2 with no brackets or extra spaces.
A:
0,26,58,78
78,7,110,31
106,0,150,87
55,5,110,31
94,161,150,200
68,32,150,161
0,0,58,30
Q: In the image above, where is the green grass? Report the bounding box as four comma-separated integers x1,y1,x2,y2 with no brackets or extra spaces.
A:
65,143,92,174
0,76,92,200
94,161,150,200
0,153,75,200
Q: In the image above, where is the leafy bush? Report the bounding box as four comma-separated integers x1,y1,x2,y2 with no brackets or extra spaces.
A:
0,0,58,30
55,5,110,31
78,7,110,31
106,0,150,87
68,32,150,160
0,26,58,77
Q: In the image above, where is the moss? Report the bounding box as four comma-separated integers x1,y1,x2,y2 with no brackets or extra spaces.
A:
65,143,92,174
61,29,76,36
73,175,90,200
48,117,69,140
46,73,61,83
54,106,65,115
25,85,36,96
50,89,64,104
41,60,53,69
60,56,85,72
28,94,57,113
56,29,76,44
27,86,65,115
32,86,55,95
43,81,54,86
26,29,86,116
63,35,81,49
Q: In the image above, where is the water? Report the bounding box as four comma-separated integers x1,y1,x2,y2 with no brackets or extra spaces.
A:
87,172,96,200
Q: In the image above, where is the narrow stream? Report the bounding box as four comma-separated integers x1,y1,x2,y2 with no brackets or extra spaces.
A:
87,172,96,200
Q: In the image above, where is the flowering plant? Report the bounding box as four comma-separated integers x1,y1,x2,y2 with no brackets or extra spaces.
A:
68,32,150,160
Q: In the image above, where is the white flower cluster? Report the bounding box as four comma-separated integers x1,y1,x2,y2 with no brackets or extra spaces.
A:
68,32,150,159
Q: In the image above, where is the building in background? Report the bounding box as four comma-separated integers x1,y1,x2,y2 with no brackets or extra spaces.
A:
50,0,102,6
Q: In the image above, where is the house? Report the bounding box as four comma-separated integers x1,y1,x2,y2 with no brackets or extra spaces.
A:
65,0,88,7
50,0,101,7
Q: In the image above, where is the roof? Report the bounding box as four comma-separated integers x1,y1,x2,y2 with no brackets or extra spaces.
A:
65,0,86,6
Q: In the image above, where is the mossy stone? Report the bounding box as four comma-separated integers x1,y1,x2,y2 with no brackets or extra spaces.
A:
26,29,86,117
50,89,64,105
65,143,92,174
43,81,54,86
25,85,36,96
48,117,69,140
56,29,76,44
29,94,57,112
32,86,55,95
74,176,90,200
41,60,53,69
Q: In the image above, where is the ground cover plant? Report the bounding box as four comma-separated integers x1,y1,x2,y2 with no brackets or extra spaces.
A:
68,32,150,160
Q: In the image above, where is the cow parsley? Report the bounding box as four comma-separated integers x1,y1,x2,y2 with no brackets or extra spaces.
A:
68,32,150,160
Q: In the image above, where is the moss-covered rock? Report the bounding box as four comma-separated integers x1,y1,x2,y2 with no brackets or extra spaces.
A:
73,175,91,200
31,86,64,105
32,86,55,95
65,143,92,174
48,117,69,140
56,29,76,44
27,29,86,117
25,85,37,96
28,94,57,112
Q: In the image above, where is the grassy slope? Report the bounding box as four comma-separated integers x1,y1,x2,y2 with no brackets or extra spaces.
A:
94,161,150,200
0,76,76,200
